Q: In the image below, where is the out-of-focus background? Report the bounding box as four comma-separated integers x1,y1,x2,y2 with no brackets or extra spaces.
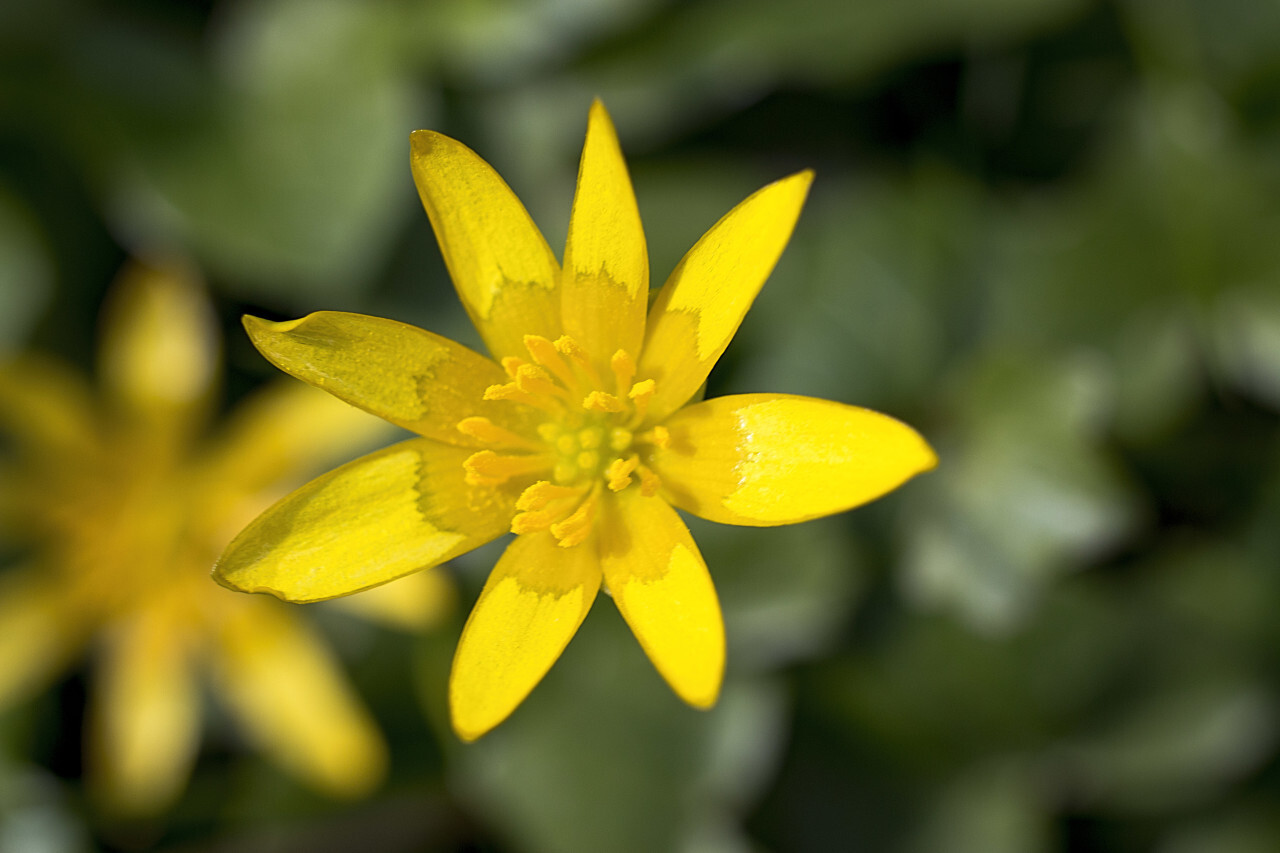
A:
3,0,1280,850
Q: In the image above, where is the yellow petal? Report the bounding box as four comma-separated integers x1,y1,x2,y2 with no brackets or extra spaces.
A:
99,260,218,424
89,605,201,815
561,100,648,366
326,568,456,631
650,393,937,526
244,312,533,446
410,130,562,361
449,532,600,741
0,355,99,461
0,571,81,710
638,171,813,423
599,489,724,708
213,597,386,798
215,438,516,602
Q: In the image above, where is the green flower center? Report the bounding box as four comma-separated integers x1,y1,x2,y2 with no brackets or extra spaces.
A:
457,334,667,546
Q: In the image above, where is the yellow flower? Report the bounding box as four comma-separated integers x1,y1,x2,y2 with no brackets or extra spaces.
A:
0,262,451,814
215,101,937,741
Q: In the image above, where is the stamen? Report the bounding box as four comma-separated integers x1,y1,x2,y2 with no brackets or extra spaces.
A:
555,336,603,387
550,489,598,547
605,454,640,492
636,464,662,497
610,350,636,396
583,391,625,413
483,382,560,414
637,425,670,449
628,379,656,425
501,356,526,378
515,480,581,511
457,417,540,450
524,335,578,390
463,450,549,486
514,363,568,400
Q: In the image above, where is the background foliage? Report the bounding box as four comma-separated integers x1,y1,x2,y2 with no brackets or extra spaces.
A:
4,0,1280,850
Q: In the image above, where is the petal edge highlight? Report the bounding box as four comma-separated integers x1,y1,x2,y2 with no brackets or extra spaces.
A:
638,171,813,422
650,393,937,526
215,438,516,602
600,490,724,708
410,130,562,361
449,532,600,741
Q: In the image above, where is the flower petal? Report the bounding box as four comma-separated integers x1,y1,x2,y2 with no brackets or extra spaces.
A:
0,571,81,710
638,171,813,423
599,490,724,708
243,312,532,446
410,130,562,360
89,605,201,814
650,393,937,526
450,531,600,741
0,356,99,461
99,260,218,426
212,597,386,798
326,569,456,632
215,438,517,602
562,100,648,365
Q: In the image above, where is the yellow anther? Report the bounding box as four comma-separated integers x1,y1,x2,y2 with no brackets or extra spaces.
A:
537,423,560,442
606,455,640,492
555,335,603,386
515,363,558,397
463,450,549,486
524,335,577,389
638,425,670,449
610,350,636,395
628,379,656,423
610,428,632,452
583,391,625,413
576,450,599,472
550,491,598,548
515,481,581,511
636,464,662,497
501,356,526,378
553,461,578,484
484,381,559,414
511,512,549,534
578,428,602,450
457,417,540,450
556,433,579,455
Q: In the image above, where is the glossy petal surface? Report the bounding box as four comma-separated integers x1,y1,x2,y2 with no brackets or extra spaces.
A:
244,312,531,445
651,393,938,526
450,531,600,741
214,598,386,797
410,130,561,360
638,171,813,422
216,438,516,602
600,490,724,707
562,100,648,365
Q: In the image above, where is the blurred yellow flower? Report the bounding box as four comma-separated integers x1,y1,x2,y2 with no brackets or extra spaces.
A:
0,262,451,814
215,101,936,741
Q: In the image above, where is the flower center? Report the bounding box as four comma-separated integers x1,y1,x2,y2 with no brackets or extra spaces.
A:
458,334,667,547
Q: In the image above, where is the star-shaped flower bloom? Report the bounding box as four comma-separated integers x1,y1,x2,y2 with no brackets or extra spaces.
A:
0,262,450,813
215,101,937,741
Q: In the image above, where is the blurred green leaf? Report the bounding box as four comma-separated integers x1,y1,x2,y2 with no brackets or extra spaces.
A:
117,0,423,300
0,190,51,352
907,758,1052,853
901,352,1141,631
447,605,787,853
